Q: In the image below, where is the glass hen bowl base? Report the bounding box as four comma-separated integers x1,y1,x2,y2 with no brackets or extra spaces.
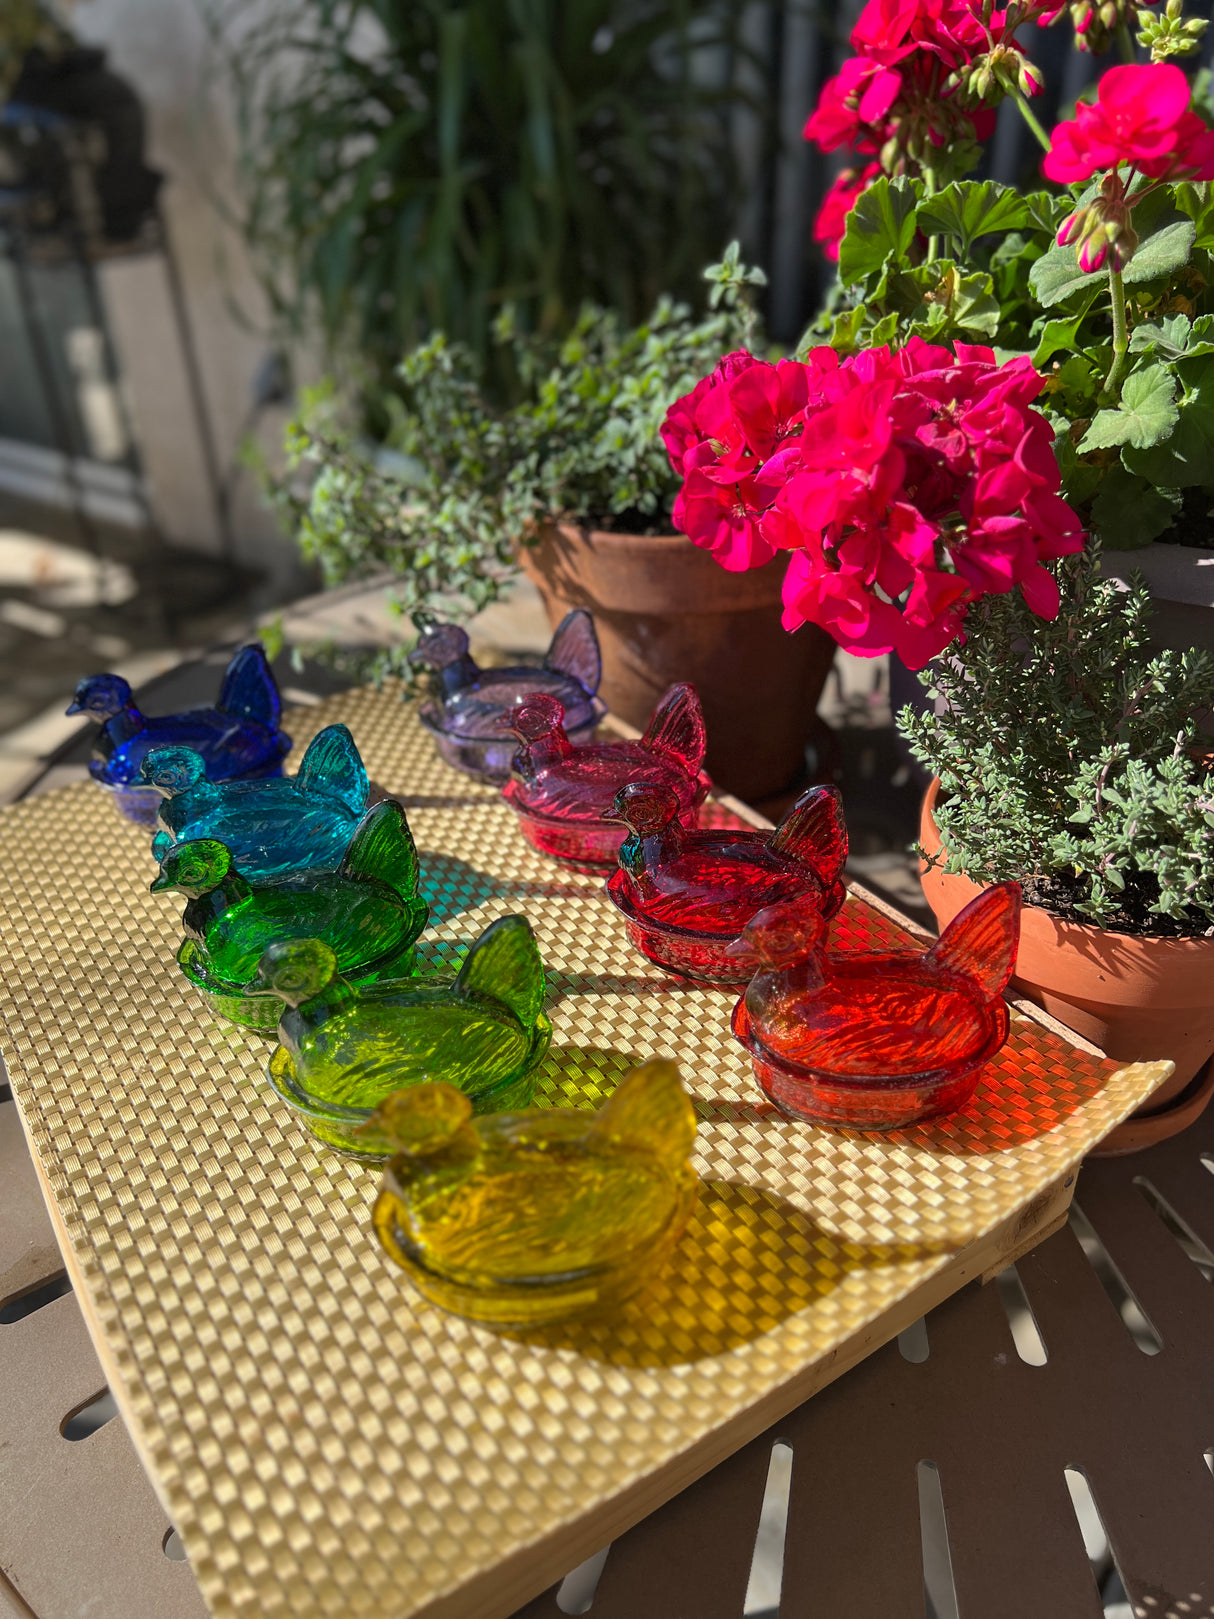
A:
419,702,604,784
265,1033,548,1159
731,997,1011,1130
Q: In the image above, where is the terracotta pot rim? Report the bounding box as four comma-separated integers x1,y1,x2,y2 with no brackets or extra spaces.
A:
922,776,1214,954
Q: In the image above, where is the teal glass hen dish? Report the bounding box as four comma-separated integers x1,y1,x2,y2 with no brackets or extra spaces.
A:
260,915,551,1157
150,800,428,1032
141,723,369,881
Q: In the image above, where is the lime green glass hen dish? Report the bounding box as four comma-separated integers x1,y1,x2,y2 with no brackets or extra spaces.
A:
150,799,428,1032
261,915,551,1157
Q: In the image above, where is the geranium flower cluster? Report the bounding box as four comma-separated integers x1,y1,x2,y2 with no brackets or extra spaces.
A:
662,339,1085,670
1046,64,1214,273
804,0,1046,254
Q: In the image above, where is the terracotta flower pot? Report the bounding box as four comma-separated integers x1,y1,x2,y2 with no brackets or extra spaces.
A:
919,779,1214,1152
519,522,837,808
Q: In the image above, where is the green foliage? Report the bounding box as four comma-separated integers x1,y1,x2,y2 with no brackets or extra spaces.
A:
809,172,1214,551
200,0,761,393
271,249,759,644
900,547,1214,927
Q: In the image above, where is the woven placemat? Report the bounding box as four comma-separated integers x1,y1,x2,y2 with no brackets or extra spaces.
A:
0,686,1165,1619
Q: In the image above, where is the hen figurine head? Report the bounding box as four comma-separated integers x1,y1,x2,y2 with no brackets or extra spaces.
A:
150,838,233,897
608,781,682,837
409,622,471,673
728,896,831,972
67,673,133,721
507,693,566,743
140,745,208,798
257,938,340,1007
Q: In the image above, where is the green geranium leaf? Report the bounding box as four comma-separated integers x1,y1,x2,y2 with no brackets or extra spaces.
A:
1033,315,1088,368
1090,464,1182,547
917,180,1028,255
838,177,919,285
1123,219,1197,284
1122,396,1214,486
952,270,1001,335
1029,242,1097,308
826,305,868,355
1078,366,1179,451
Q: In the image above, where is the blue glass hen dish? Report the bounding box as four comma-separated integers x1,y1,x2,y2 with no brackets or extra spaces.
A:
260,914,552,1158
149,799,428,1033
141,723,369,881
411,609,604,782
68,644,291,826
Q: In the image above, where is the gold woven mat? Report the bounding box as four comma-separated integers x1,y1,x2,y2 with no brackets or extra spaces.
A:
0,686,1165,1619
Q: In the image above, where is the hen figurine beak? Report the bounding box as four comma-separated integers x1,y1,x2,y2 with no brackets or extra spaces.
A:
722,935,761,969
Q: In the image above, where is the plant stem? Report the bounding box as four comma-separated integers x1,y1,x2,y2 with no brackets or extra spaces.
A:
922,162,940,263
1115,20,1136,61
1103,265,1130,401
1010,86,1052,154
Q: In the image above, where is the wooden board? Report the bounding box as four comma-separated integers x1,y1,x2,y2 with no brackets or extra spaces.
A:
0,686,1168,1619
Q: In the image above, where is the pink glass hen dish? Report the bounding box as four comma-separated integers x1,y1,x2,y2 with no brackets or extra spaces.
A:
501,684,710,869
605,781,848,983
730,882,1021,1130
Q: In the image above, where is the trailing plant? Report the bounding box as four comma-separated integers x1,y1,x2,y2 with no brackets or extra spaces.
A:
200,0,762,396
269,246,764,647
900,545,1214,932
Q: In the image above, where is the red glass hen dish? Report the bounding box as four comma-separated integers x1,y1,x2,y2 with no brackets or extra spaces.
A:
730,882,1021,1130
501,684,710,869
605,781,848,983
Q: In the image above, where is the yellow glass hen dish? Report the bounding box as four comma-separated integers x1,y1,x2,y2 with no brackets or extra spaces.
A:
368,1059,699,1327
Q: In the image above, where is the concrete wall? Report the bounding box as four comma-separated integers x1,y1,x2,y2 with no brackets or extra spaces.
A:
66,0,308,599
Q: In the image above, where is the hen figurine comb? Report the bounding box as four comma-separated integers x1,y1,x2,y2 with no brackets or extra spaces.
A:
606,781,848,983
730,882,1021,1130
501,683,711,869
411,610,604,781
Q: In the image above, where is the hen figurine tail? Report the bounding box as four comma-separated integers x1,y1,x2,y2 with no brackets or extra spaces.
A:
544,609,601,694
340,800,423,903
640,684,707,777
926,881,1022,1000
768,786,848,900
454,915,547,1030
588,1058,697,1166
217,644,282,730
297,724,369,814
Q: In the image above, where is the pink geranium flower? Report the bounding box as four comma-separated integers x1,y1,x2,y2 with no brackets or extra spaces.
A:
662,337,1086,669
1044,63,1214,184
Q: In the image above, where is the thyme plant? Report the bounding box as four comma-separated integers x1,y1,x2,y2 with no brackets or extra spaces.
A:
900,546,1214,932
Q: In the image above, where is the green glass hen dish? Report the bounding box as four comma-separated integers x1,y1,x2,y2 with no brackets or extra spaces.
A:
260,915,551,1157
150,800,428,1033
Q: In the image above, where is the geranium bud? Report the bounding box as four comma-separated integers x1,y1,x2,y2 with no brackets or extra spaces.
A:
975,65,994,98
1109,222,1139,270
1100,1,1117,26
1019,60,1045,97
1166,0,1182,19
1078,230,1109,273
1057,208,1089,246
